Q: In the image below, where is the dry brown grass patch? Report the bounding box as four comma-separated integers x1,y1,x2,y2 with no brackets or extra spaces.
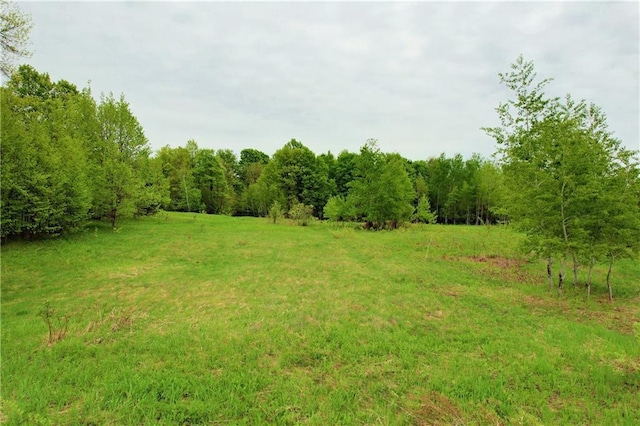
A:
409,391,464,425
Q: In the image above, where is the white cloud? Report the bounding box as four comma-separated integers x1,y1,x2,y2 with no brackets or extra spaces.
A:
19,1,639,160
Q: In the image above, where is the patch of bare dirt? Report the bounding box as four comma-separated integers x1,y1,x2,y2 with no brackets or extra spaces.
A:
522,295,639,334
425,310,444,321
548,390,564,412
442,255,538,284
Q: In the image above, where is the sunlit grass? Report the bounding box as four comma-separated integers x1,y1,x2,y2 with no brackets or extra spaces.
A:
2,212,639,424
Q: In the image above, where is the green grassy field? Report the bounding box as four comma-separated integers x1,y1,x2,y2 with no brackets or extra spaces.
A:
1,212,639,425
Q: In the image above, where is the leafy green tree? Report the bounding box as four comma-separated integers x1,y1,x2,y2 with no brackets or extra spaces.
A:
414,174,429,201
426,154,453,223
323,195,356,223
216,149,242,194
323,196,341,223
484,56,640,298
475,161,507,225
157,145,201,212
240,180,284,217
412,195,437,224
239,148,269,187
318,151,338,197
134,156,170,216
93,93,153,228
259,139,331,217
334,150,358,198
194,149,230,214
349,140,415,229
239,148,270,168
1,65,166,238
602,161,640,299
1,68,92,238
268,200,284,224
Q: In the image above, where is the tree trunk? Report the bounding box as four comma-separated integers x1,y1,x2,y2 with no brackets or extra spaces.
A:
182,174,191,212
547,256,553,291
586,257,595,299
110,208,117,230
558,259,565,298
606,255,614,301
572,254,579,288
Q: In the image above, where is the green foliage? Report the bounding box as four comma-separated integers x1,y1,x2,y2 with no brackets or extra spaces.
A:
333,150,358,198
92,92,156,229
288,202,314,226
414,174,429,200
216,149,243,205
349,140,415,229
1,65,169,238
485,56,640,296
156,140,506,228
323,195,356,223
239,148,269,187
194,149,231,214
268,200,284,224
134,156,170,216
157,144,202,212
259,139,331,217
241,180,284,217
1,68,91,237
412,195,437,224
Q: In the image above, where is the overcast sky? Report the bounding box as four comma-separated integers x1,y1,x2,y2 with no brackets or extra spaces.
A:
18,1,640,160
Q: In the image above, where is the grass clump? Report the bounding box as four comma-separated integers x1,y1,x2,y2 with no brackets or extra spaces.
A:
38,302,69,345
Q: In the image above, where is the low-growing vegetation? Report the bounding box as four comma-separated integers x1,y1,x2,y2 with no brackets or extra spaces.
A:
2,213,639,424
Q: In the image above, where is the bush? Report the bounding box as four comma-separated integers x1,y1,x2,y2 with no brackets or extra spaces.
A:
288,202,314,226
323,196,356,223
268,201,284,224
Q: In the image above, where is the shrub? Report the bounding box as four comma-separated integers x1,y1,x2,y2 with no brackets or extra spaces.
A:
289,202,314,226
268,201,284,224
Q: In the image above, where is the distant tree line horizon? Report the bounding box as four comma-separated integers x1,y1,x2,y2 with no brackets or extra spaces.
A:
2,64,510,240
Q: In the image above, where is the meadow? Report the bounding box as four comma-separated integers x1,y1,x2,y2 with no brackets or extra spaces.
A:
1,212,639,425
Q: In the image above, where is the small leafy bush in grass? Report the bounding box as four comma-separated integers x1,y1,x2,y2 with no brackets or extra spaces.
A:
288,202,314,226
324,195,356,223
268,201,284,224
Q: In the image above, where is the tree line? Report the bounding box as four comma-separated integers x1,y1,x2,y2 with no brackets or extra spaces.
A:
2,65,513,240
155,137,507,228
1,65,168,238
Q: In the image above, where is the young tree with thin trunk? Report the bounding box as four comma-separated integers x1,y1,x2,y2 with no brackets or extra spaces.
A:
484,56,640,298
93,93,151,229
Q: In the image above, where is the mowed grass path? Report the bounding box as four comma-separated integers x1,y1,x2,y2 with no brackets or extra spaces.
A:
1,212,639,425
